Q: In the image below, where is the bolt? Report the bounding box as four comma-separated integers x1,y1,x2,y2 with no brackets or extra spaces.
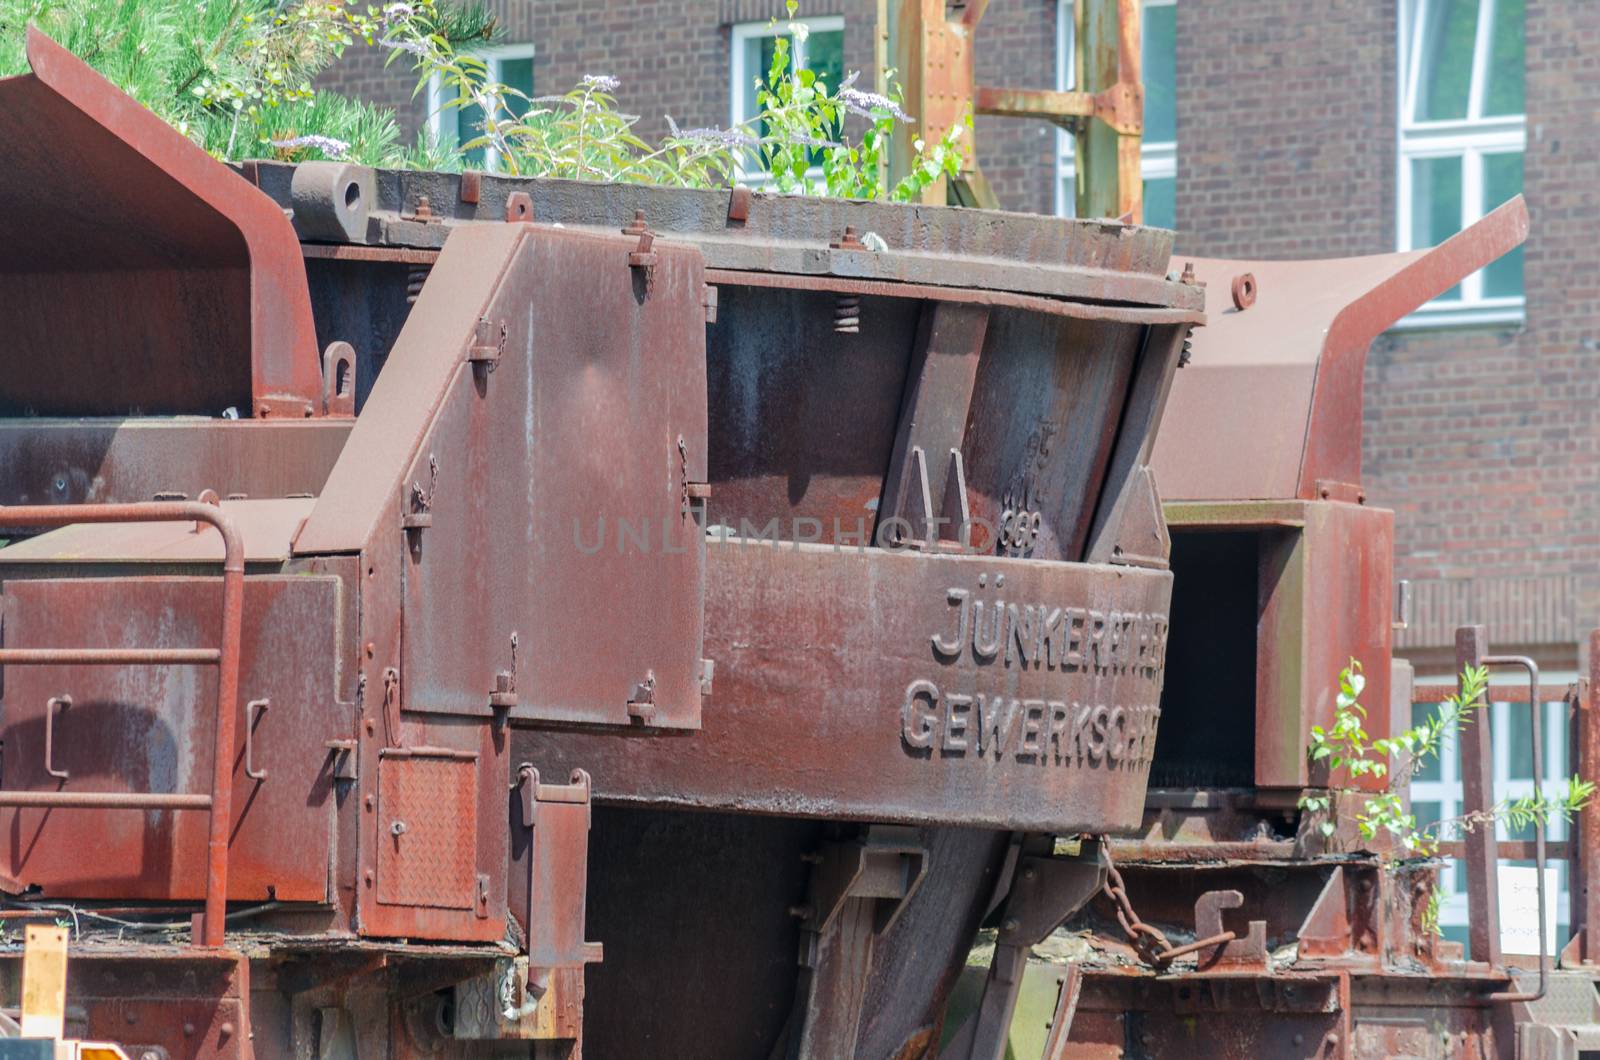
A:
1003,918,1020,933
1180,261,1196,284
788,904,814,919
183,1022,195,1036
391,820,408,836
364,869,374,886
622,208,649,236
412,196,435,223
220,1022,235,1040
1023,868,1036,881
830,225,866,251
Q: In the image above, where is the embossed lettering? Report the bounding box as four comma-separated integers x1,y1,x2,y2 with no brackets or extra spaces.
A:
932,589,970,659
902,680,939,750
944,693,972,752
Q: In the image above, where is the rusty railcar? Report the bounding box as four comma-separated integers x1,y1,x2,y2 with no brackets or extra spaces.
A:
0,31,1200,1058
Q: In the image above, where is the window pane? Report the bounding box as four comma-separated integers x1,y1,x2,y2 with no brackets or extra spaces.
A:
1143,3,1177,145
1415,0,1479,121
1143,176,1175,229
1413,744,1444,782
500,57,535,119
456,98,488,167
1411,155,1464,298
1483,151,1525,297
1485,0,1525,116
805,29,845,96
1506,701,1535,780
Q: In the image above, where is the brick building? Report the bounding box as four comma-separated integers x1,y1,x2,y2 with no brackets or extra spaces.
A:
323,0,1591,939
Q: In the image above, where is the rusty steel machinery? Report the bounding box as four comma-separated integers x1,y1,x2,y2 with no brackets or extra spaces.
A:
0,29,1199,1058
0,23,1585,1060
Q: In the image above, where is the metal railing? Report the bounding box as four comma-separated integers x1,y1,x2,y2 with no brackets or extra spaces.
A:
1405,625,1600,1002
0,502,244,947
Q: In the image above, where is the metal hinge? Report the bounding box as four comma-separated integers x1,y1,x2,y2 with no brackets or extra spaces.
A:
701,284,719,324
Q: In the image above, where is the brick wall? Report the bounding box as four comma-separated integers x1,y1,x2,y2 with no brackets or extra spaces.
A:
320,0,1597,653
318,0,1061,213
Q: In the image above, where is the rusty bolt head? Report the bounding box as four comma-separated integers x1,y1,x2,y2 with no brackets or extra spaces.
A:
831,225,866,251
1179,261,1197,285
621,208,650,237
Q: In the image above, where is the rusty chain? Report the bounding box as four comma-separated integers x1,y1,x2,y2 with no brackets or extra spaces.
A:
1100,844,1235,968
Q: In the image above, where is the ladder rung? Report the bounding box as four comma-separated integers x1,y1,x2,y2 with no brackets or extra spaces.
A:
0,792,211,809
0,648,220,665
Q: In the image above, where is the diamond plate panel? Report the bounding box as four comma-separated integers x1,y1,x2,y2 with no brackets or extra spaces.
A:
377,753,478,909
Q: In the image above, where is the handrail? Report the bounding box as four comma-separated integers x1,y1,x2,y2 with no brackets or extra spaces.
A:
0,501,244,947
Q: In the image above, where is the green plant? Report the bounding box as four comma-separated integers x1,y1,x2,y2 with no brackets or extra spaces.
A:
1299,659,1595,932
4,0,968,196
0,0,459,163
394,0,967,196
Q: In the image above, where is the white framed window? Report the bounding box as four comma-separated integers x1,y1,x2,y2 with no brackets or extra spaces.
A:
1055,0,1176,226
428,44,537,172
729,15,845,184
1410,679,1572,956
1397,0,1525,328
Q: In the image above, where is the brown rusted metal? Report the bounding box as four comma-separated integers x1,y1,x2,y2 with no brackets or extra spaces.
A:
0,501,243,948
1153,197,1530,503
0,30,321,419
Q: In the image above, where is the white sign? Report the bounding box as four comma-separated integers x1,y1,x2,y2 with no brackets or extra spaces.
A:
1498,865,1560,956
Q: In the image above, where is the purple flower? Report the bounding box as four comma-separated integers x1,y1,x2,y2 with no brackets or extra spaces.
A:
378,36,428,58
839,85,914,123
271,134,350,159
782,132,844,150
666,116,757,148
581,74,621,92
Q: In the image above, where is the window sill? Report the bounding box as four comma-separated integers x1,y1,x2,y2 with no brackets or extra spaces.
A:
1388,301,1526,332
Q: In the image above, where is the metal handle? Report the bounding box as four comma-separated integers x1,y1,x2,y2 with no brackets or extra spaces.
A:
44,695,70,780
1482,654,1548,1004
244,699,268,781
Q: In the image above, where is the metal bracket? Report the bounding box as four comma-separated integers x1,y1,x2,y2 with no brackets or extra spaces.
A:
468,317,506,367
324,739,357,782
1193,889,1268,969
321,341,356,417
512,765,603,968
626,671,657,724
622,210,657,269
950,839,1108,1060
1313,478,1366,505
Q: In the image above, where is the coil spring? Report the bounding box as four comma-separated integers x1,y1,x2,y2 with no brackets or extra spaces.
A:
406,265,431,306
834,293,860,334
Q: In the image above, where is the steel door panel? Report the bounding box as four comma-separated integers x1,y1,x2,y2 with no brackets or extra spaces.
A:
401,227,707,729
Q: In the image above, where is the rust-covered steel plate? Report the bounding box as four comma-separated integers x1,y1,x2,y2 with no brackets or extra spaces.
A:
520,539,1170,833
